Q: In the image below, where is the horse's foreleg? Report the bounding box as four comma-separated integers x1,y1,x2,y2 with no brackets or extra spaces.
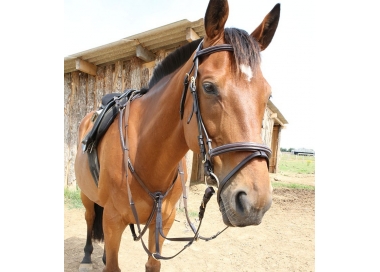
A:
80,192,96,265
102,202,127,272
145,209,176,272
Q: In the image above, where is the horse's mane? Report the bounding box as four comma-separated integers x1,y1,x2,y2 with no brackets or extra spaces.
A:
141,28,261,93
140,39,202,94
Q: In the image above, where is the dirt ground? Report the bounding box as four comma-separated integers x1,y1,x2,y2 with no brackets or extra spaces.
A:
64,173,314,272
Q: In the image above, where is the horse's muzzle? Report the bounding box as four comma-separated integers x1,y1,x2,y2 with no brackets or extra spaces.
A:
219,186,272,227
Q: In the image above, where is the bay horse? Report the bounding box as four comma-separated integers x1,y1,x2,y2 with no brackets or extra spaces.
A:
74,1,281,271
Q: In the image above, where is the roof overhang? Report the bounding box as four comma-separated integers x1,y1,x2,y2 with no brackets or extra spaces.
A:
268,100,288,127
64,19,205,74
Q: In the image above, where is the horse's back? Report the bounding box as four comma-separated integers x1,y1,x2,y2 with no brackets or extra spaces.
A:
74,111,100,203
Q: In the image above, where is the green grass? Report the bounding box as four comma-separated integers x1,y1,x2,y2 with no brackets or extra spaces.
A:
278,153,315,174
272,182,314,190
272,152,315,190
64,188,83,209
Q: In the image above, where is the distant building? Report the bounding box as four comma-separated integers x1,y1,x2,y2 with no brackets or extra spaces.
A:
291,148,315,156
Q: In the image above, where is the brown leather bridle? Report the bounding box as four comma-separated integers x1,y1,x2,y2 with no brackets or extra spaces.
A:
180,40,272,204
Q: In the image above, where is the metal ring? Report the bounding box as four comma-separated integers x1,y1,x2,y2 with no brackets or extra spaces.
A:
152,253,158,260
210,172,220,188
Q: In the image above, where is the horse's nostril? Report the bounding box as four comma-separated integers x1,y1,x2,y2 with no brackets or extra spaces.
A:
236,191,249,215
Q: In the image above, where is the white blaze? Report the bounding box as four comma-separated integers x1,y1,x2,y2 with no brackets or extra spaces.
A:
239,64,253,82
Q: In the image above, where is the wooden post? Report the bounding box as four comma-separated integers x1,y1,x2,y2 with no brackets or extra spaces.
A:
130,57,142,89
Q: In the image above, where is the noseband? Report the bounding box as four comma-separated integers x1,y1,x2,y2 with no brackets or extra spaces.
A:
180,40,272,204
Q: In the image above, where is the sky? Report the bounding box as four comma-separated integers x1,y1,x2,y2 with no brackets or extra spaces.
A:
64,0,317,150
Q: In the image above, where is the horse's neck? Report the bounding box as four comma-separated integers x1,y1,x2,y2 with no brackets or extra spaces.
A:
128,71,189,187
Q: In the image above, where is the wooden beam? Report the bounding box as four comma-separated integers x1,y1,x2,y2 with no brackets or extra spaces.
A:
186,27,200,42
273,116,285,127
75,59,97,76
270,113,278,119
136,45,155,62
142,61,156,69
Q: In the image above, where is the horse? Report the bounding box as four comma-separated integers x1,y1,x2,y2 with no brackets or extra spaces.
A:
74,1,281,271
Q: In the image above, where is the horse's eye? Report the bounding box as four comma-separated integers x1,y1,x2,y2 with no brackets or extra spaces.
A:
202,82,218,95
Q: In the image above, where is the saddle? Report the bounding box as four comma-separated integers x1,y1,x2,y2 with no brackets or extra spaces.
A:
81,89,139,186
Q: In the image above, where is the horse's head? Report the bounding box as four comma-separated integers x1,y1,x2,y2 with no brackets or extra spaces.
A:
182,0,280,227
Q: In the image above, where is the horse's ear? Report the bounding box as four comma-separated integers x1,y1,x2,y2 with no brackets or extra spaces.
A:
251,3,281,51
204,0,229,45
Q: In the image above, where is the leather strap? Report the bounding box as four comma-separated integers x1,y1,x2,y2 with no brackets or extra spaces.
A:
194,44,233,60
179,41,233,120
177,160,228,242
209,142,272,159
216,150,269,203
118,99,198,259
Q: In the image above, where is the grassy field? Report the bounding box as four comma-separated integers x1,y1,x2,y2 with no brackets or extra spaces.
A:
271,181,314,190
278,152,315,174
273,152,315,190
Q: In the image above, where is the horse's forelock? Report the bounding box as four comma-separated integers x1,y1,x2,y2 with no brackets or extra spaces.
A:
224,28,261,75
